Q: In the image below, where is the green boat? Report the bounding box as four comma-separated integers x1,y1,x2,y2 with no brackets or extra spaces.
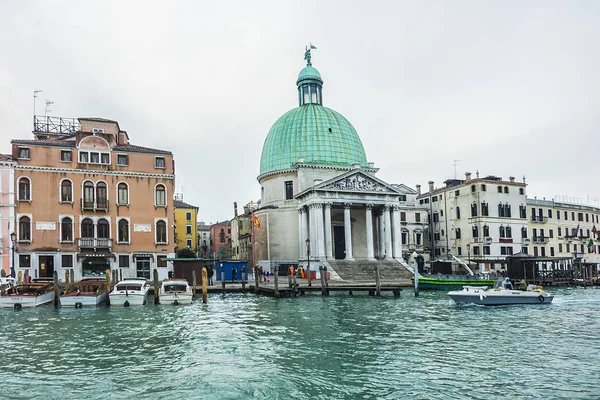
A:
415,275,496,291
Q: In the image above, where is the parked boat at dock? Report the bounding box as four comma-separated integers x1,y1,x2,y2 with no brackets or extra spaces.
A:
159,279,193,305
448,281,553,306
0,281,55,309
416,275,496,290
109,279,150,307
60,278,108,308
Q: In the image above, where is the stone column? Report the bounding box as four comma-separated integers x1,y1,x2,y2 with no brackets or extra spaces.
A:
344,203,354,260
324,203,333,259
303,206,309,254
392,205,402,259
365,204,374,260
298,208,305,259
308,204,317,258
315,203,325,259
384,205,392,259
378,211,385,258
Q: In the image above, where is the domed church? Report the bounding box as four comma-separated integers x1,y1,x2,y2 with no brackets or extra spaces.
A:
254,48,428,277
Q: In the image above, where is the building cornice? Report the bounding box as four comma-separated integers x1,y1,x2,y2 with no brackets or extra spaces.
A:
15,165,175,180
257,163,379,182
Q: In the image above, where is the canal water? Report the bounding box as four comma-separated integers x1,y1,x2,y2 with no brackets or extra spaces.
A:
1,288,599,400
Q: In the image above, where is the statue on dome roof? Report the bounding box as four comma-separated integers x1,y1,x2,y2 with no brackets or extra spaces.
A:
304,43,317,66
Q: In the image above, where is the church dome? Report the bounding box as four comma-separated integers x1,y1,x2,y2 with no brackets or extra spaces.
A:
259,51,368,175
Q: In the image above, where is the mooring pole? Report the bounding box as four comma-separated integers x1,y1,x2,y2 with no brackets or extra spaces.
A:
221,268,226,292
192,270,197,298
320,266,326,296
241,267,246,291
17,271,22,285
64,270,70,287
105,268,111,307
53,271,59,307
274,266,279,298
202,267,208,304
153,269,159,305
375,266,381,296
324,266,329,295
254,267,260,293
414,259,419,297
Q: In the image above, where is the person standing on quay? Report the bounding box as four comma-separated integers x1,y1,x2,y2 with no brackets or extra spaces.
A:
207,266,214,286
232,267,237,283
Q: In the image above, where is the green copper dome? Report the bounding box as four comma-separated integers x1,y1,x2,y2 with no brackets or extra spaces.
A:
259,104,368,175
296,66,322,85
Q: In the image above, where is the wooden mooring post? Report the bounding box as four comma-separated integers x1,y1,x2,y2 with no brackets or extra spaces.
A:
221,269,226,292
23,270,29,283
254,267,260,293
241,267,246,290
64,270,70,287
105,268,111,307
153,269,159,305
53,271,59,306
70,269,74,286
273,266,280,298
17,271,22,285
319,266,326,295
324,266,329,295
414,260,419,297
192,270,197,298
375,266,381,296
202,267,208,303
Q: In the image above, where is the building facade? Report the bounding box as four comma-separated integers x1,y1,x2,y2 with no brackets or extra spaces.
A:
230,201,257,262
197,221,211,258
174,198,198,252
418,173,528,272
12,116,175,281
254,50,429,275
0,154,16,277
209,221,231,260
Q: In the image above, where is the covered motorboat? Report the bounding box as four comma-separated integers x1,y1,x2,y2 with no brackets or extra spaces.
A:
159,279,193,305
0,281,55,309
60,278,108,308
448,280,553,306
109,279,150,307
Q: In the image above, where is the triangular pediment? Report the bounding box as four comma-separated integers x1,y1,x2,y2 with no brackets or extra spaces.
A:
315,170,401,194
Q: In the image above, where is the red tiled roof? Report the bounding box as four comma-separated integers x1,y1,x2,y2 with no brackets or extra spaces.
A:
113,144,172,155
174,200,198,209
0,154,13,161
11,139,75,147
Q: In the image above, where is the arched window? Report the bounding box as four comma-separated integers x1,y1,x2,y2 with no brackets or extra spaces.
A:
118,183,128,205
483,224,489,237
97,219,109,239
83,181,94,207
18,178,31,201
499,226,506,238
61,217,73,242
118,219,129,243
506,226,512,238
81,218,94,238
61,180,73,203
96,182,108,209
456,228,461,239
19,216,31,241
472,225,479,238
155,185,166,207
456,206,461,219
156,220,167,243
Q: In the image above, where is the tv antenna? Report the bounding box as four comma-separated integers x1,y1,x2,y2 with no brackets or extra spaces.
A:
453,160,461,179
45,100,54,116
33,90,42,116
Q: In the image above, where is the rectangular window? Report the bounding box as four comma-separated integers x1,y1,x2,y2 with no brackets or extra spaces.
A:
548,209,552,219
19,254,31,268
578,213,584,222
433,213,439,223
557,211,560,220
415,213,420,223
550,247,555,256
457,247,462,256
401,231,407,245
522,247,528,254
416,232,422,245
62,255,73,268
559,243,563,253
455,190,460,196
90,152,99,163
18,147,30,159
481,202,489,216
541,247,546,257
155,157,165,168
483,246,491,255
549,229,554,238
157,256,167,268
284,181,293,200
186,225,192,235
186,239,193,248
119,255,130,268
186,212,192,221
434,248,441,256
101,153,110,164
434,232,440,241
400,212,406,222
399,195,406,201
566,244,570,253
519,205,527,219
564,211,568,220
60,150,72,162
117,154,128,166
473,246,480,255
79,151,89,163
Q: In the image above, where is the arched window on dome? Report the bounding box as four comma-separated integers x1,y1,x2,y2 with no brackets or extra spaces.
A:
300,84,321,106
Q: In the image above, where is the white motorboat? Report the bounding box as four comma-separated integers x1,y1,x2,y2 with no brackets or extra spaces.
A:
0,281,55,309
60,278,108,308
0,277,16,293
448,282,553,306
159,279,193,305
109,278,150,307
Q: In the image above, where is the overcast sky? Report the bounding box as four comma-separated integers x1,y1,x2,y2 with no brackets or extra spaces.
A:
1,0,599,222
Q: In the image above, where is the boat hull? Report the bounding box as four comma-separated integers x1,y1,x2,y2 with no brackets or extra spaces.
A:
60,292,107,308
160,293,193,305
448,288,553,306
417,277,495,291
0,292,55,308
109,293,148,307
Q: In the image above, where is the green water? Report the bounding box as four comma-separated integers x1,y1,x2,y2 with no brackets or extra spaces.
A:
1,288,599,399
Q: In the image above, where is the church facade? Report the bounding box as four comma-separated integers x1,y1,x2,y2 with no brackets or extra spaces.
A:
254,50,429,276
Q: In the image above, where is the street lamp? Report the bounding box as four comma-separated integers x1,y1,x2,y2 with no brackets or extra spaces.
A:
466,243,471,269
10,232,16,279
306,239,311,287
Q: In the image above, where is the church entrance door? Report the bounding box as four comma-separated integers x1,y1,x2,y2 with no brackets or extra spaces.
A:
333,226,346,259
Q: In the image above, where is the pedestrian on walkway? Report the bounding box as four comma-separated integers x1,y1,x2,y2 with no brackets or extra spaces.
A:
232,267,237,283
266,271,270,283
208,266,214,286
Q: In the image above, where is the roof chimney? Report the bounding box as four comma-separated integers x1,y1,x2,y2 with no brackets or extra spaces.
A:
428,181,434,192
509,176,515,182
522,175,526,184
465,172,472,181
233,202,238,217
416,184,421,196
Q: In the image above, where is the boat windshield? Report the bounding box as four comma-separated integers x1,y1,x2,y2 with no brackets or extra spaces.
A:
164,284,187,292
116,284,142,291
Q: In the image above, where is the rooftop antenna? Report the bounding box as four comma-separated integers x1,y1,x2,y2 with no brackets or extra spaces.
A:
33,90,42,116
44,100,54,116
453,160,461,179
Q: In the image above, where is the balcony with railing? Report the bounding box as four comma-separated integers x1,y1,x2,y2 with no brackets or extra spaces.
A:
81,198,109,212
78,237,113,250
532,236,549,244
531,215,548,223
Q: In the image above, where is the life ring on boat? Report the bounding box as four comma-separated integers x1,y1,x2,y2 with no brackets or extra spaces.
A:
14,303,22,311
124,300,130,307
538,295,545,303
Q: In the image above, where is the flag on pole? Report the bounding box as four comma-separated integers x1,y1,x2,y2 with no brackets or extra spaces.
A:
253,214,261,228
587,238,594,252
310,43,317,49
573,223,581,238
593,225,598,238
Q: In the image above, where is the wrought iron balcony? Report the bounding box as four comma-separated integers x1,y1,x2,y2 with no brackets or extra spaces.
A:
531,216,548,223
78,237,113,250
532,236,549,244
80,199,109,212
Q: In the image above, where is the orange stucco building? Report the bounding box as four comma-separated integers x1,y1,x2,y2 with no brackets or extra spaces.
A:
11,116,175,281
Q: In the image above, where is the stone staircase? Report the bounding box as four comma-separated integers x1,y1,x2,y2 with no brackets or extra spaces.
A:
327,259,414,281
